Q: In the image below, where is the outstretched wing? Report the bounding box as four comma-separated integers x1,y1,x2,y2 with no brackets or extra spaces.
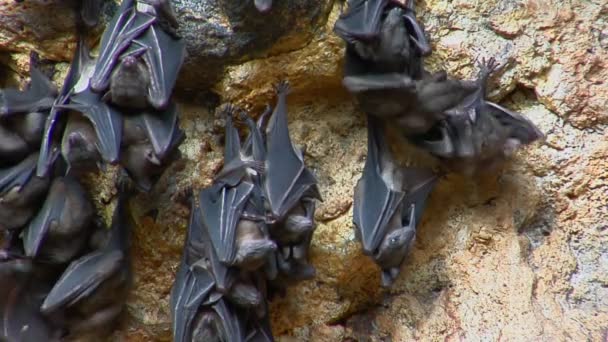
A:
353,115,405,254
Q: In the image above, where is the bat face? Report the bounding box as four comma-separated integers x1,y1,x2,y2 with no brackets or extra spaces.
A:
61,113,102,173
105,54,150,109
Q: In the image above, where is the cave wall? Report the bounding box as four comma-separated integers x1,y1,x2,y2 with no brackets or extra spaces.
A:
0,0,607,341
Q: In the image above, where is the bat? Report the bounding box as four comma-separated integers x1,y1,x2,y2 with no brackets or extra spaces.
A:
90,0,186,110
0,153,50,232
23,176,94,265
410,58,544,175
253,0,272,13
39,180,132,336
353,115,438,287
61,113,103,173
263,81,321,221
120,104,185,192
0,67,57,117
0,112,46,164
0,259,59,342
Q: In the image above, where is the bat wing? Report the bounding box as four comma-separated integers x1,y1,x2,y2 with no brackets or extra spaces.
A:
91,1,155,92
264,82,320,219
403,7,431,55
401,168,438,225
334,0,389,43
342,73,415,93
40,250,123,314
214,110,253,187
199,182,254,265
0,67,57,117
242,107,270,162
353,115,405,253
170,263,215,342
485,101,543,143
23,178,67,258
246,314,274,342
0,153,37,195
59,89,123,164
213,299,247,342
139,103,182,160
136,24,186,110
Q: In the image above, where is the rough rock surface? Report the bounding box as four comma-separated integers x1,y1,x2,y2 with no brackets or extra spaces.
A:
1,0,607,341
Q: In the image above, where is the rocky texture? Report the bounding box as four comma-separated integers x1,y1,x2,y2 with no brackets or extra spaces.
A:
1,0,607,341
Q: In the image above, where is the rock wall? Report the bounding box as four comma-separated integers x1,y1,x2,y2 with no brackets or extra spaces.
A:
1,0,607,341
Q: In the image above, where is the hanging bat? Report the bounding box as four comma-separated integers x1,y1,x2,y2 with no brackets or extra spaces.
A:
0,112,47,164
353,115,438,287
23,176,94,265
40,181,132,336
0,67,57,117
335,1,430,75
0,259,60,342
0,153,51,232
90,0,186,110
189,298,247,342
411,58,544,175
263,81,321,222
120,104,185,192
37,38,111,177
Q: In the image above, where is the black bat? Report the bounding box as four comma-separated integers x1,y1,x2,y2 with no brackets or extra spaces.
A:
411,59,544,175
0,112,47,164
120,104,185,192
0,67,57,117
0,259,59,342
36,39,122,176
39,181,132,336
263,81,321,221
353,115,438,287
0,153,50,232
90,0,185,110
171,202,218,342
23,176,94,265
61,113,104,173
335,1,430,75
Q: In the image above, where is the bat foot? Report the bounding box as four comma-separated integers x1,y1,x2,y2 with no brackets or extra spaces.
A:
275,80,291,96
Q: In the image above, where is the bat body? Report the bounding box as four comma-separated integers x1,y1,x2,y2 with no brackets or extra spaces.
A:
23,176,94,265
262,82,320,286
90,0,185,110
411,59,544,175
40,183,132,337
0,153,50,232
61,113,103,173
353,115,437,287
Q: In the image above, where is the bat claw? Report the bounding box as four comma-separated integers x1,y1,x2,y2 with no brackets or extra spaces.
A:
275,80,291,95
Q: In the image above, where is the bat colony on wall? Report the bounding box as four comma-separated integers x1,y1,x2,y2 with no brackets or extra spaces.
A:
0,0,542,341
